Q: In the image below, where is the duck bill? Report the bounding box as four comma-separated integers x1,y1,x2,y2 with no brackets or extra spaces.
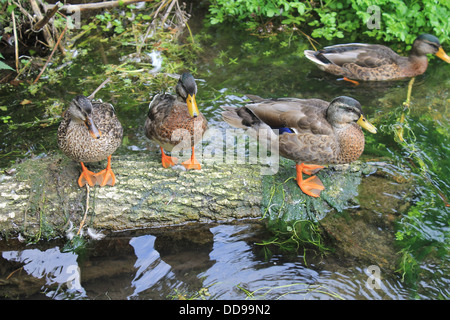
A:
357,115,377,134
187,94,199,118
84,116,102,139
435,47,450,63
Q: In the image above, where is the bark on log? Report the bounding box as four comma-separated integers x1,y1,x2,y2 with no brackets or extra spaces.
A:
0,152,263,239
0,149,413,248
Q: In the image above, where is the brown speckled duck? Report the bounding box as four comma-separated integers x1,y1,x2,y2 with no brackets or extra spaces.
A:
145,73,208,170
304,34,450,82
222,95,377,197
57,95,123,187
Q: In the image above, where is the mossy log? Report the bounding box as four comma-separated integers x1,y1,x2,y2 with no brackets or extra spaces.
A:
0,152,264,239
0,151,412,252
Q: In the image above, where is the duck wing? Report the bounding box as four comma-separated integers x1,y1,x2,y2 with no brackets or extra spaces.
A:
309,43,400,68
244,98,333,135
147,93,176,122
92,101,123,140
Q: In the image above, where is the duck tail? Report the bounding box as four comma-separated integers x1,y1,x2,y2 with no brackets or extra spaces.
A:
304,50,331,66
221,106,250,129
221,106,279,144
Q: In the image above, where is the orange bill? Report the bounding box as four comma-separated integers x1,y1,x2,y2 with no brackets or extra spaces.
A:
84,115,101,139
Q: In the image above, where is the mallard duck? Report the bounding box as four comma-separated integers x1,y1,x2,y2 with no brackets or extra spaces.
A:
145,72,208,170
304,34,450,82
57,95,123,187
222,95,377,197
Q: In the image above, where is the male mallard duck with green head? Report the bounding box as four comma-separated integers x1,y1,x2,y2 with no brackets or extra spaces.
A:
145,72,208,170
222,95,377,197
304,34,450,82
58,95,123,187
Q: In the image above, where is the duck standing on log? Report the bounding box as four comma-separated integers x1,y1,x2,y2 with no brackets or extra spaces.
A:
57,95,123,187
222,95,377,198
145,73,208,170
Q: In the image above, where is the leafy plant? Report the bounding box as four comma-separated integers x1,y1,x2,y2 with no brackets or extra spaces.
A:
0,52,14,71
207,0,449,47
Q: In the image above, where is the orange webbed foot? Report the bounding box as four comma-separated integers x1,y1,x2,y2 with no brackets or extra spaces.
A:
182,147,201,170
300,164,324,175
78,162,96,188
297,175,325,198
182,157,201,170
94,155,116,187
95,168,116,186
160,147,178,168
295,163,325,198
340,77,360,85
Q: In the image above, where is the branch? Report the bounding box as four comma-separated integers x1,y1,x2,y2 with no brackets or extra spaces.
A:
44,0,154,13
29,0,55,47
32,25,68,84
33,1,60,32
87,78,111,100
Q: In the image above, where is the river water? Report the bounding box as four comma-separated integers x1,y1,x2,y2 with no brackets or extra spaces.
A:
0,7,449,300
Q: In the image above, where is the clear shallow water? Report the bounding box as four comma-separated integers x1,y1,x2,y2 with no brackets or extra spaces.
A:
0,222,417,300
1,9,449,300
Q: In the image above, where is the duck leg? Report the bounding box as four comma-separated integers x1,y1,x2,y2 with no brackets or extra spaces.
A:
78,162,96,188
95,155,116,187
295,163,325,198
160,147,178,168
338,77,360,85
182,146,201,170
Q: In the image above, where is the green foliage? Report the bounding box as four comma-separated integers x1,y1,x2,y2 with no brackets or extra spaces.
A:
208,0,449,46
0,51,14,71
369,82,449,289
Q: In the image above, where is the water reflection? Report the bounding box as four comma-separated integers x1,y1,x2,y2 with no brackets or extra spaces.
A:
0,222,422,300
2,247,86,299
129,235,171,298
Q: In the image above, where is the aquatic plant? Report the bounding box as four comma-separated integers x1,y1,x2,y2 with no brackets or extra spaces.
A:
368,75,449,291
237,282,345,300
0,1,201,168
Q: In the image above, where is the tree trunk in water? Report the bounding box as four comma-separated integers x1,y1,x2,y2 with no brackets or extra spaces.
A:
0,152,263,240
0,149,412,263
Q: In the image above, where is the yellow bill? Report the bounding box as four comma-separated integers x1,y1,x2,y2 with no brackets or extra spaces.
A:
435,47,450,63
357,115,377,134
187,94,199,118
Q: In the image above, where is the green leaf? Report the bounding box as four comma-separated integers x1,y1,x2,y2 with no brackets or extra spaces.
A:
0,60,14,71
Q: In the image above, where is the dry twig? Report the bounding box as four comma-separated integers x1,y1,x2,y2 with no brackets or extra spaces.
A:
45,0,154,13
33,25,68,84
11,9,19,72
87,78,111,100
77,184,90,236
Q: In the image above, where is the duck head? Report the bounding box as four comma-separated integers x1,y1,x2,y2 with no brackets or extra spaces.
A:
68,95,101,139
412,34,450,63
176,72,200,118
326,96,377,134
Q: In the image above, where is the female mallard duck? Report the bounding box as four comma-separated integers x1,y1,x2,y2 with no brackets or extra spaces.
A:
222,95,377,197
304,34,450,82
145,72,208,170
57,95,123,187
